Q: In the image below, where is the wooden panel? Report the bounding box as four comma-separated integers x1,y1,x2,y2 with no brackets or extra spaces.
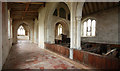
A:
44,43,70,58
73,49,78,60
65,48,69,57
77,51,84,62
88,53,94,67
45,43,120,69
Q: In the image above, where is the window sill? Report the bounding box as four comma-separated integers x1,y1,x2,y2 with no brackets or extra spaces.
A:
81,36,96,38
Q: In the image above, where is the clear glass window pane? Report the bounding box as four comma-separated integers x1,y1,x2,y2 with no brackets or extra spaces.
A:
92,20,96,36
58,27,59,35
87,19,92,36
60,27,62,34
17,26,25,35
58,24,62,35
82,19,96,37
83,22,87,36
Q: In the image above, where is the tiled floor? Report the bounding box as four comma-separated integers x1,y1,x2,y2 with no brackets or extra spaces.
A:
3,40,77,69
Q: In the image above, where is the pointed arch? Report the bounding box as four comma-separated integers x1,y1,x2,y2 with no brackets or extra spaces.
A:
17,25,25,36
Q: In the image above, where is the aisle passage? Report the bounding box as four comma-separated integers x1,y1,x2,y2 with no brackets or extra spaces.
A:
3,40,77,69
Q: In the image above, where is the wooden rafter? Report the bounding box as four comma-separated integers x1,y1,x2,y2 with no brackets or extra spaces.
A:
83,2,119,17
94,2,97,12
13,11,38,13
85,3,89,15
15,2,44,5
22,3,30,19
88,2,93,13
91,2,95,13
8,2,45,20
96,3,99,11
98,2,102,10
107,2,110,8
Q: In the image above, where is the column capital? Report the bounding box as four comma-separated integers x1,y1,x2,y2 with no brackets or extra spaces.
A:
76,16,82,21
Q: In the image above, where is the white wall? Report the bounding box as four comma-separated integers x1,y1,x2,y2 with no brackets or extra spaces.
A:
0,1,2,70
34,18,38,44
81,7,119,44
12,19,34,43
44,2,70,44
38,7,46,48
2,3,13,68
50,16,70,41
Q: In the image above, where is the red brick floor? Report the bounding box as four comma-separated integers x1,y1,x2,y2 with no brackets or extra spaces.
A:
3,40,77,69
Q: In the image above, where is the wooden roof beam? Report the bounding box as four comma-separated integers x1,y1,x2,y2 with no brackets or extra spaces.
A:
84,3,89,15
12,11,38,12
15,2,44,4
88,2,94,13
22,3,30,20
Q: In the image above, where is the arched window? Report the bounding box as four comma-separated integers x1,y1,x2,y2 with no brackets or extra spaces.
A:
82,18,96,37
8,18,10,38
8,10,11,39
58,24,63,35
17,25,25,36
59,8,66,19
53,9,57,16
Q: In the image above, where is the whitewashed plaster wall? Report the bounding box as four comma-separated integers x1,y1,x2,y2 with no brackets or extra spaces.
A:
54,16,70,40
34,18,38,44
44,2,59,44
2,3,13,67
12,19,34,43
44,2,71,44
37,2,71,47
37,5,47,48
0,1,2,70
81,7,119,44
43,2,84,59
50,16,70,42
41,2,84,59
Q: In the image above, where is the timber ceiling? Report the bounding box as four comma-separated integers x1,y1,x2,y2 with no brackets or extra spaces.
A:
7,2,45,20
8,2,119,20
82,2,119,17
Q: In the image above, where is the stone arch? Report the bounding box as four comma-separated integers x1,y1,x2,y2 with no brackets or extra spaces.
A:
76,2,85,17
17,23,30,36
57,2,70,19
58,2,70,14
45,2,70,29
44,2,70,43
12,20,34,43
59,8,66,18
81,17,97,37
54,20,70,40
16,21,32,31
46,2,70,17
81,17,96,24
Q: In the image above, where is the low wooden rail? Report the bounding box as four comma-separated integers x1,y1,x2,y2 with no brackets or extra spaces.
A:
45,43,69,58
45,43,120,69
73,49,120,69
